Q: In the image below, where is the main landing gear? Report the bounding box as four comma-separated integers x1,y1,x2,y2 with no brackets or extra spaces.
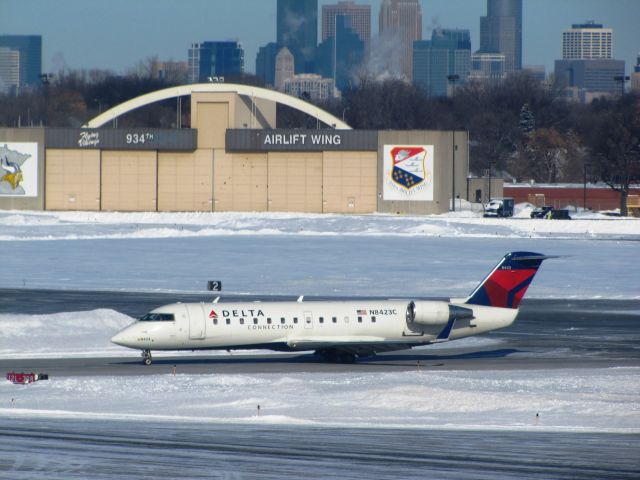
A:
142,349,153,366
318,349,357,364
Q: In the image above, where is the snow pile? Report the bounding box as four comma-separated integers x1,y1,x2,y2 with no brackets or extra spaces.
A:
0,209,637,241
2,368,638,433
0,310,134,359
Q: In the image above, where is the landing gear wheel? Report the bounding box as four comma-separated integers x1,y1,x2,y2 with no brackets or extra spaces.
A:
142,350,152,366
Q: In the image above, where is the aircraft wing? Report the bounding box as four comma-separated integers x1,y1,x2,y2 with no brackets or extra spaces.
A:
287,336,420,357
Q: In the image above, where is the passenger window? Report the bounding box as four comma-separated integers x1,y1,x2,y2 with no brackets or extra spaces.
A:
319,317,324,323
372,316,376,323
213,318,218,325
358,316,362,323
293,317,298,324
267,318,272,324
281,318,285,324
240,318,244,325
332,317,337,323
226,318,230,325
253,318,258,324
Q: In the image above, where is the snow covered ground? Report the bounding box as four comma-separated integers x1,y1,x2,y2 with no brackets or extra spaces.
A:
0,208,638,297
1,208,638,432
3,368,638,433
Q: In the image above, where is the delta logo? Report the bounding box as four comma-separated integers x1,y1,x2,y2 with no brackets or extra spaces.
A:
209,310,218,319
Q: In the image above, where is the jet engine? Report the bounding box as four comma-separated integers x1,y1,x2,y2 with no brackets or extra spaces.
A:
406,301,474,326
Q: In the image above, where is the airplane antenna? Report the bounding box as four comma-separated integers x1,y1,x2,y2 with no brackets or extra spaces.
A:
297,295,304,302
213,296,220,303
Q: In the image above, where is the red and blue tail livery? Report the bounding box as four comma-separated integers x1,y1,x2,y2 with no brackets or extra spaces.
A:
464,252,551,309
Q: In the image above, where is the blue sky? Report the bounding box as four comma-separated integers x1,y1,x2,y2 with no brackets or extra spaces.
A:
1,0,638,76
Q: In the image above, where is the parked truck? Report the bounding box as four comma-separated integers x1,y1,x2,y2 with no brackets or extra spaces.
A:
483,197,514,218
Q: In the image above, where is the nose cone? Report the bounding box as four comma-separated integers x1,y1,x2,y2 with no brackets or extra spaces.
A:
111,329,136,348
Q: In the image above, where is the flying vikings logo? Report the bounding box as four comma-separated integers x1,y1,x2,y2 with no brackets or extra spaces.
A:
389,147,428,190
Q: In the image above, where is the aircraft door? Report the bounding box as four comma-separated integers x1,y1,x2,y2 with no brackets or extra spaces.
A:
304,311,313,330
187,304,206,340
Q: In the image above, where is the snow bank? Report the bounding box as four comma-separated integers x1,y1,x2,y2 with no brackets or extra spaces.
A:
0,209,637,241
2,368,638,433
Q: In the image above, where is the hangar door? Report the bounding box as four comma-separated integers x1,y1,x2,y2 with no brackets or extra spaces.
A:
267,152,322,213
101,151,157,211
45,149,100,211
158,150,213,211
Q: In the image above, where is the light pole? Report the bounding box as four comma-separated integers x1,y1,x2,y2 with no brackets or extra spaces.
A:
613,75,630,95
40,73,53,126
448,74,459,211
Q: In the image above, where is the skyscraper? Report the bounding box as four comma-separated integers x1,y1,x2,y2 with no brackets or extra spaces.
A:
322,1,371,50
275,47,295,90
0,35,42,88
277,0,318,74
317,15,365,91
379,0,422,80
631,54,640,92
256,42,279,86
479,0,522,73
554,21,624,102
562,22,612,60
413,29,471,97
0,47,20,94
188,41,244,83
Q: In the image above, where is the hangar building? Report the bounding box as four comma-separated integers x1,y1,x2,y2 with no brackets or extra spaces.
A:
0,83,468,215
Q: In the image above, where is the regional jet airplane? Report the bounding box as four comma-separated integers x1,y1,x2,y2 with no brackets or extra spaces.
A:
111,252,551,364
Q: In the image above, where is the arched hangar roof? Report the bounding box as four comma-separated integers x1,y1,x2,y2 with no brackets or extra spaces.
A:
84,83,351,130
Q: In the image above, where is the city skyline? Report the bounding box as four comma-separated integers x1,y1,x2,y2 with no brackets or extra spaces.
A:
1,0,638,78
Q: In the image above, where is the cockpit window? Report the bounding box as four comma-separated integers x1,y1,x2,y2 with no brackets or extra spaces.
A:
139,313,175,321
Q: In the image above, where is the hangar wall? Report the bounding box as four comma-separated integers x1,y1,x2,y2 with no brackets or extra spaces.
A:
377,130,469,215
0,128,45,210
0,88,469,215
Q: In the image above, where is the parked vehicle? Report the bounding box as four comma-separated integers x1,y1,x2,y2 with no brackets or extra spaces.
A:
530,206,553,218
483,198,514,218
531,206,571,219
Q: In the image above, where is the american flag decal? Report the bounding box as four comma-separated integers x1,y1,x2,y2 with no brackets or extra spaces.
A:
357,309,367,315
209,310,217,319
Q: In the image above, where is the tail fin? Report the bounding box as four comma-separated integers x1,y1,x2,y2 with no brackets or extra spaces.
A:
464,252,552,309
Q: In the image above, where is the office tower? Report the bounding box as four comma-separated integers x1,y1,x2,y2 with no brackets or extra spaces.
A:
322,1,371,50
379,0,422,80
256,42,279,86
523,65,546,83
0,47,20,94
469,52,506,82
554,58,625,101
554,21,625,102
0,35,42,88
631,54,640,92
479,0,522,73
317,15,365,91
413,29,471,97
562,21,612,59
277,0,317,73
282,74,338,100
275,47,295,90
188,41,244,83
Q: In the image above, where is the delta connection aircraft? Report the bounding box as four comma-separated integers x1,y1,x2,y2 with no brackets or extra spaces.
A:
112,252,552,364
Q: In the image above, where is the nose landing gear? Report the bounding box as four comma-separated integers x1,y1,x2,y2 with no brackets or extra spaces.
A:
142,349,153,365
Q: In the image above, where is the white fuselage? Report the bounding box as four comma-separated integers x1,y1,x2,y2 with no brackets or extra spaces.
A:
111,299,518,353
